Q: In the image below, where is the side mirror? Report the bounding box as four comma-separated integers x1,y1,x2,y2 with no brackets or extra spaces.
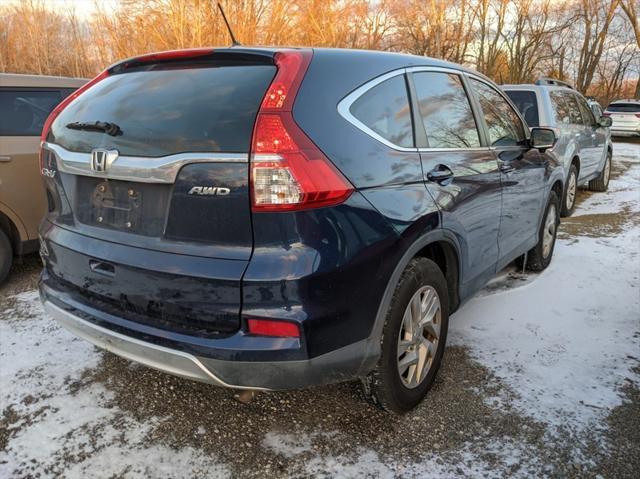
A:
530,127,556,152
598,116,612,127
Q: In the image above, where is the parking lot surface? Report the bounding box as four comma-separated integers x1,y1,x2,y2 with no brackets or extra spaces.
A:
1,140,638,478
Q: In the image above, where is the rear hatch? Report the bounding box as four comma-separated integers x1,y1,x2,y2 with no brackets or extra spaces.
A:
41,50,277,336
606,102,640,129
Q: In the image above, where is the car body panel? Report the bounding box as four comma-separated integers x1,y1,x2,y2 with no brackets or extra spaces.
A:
0,73,86,249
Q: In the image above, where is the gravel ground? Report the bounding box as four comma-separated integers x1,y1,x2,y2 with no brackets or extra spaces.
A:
1,139,638,478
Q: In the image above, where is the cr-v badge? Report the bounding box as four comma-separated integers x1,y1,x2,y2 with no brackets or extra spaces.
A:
188,186,231,196
91,149,119,173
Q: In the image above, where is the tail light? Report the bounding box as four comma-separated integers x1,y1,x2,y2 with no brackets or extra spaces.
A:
602,112,611,117
250,50,353,212
247,318,300,338
635,114,640,119
39,69,110,170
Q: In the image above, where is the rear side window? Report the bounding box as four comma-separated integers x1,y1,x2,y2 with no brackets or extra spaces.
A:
560,92,583,125
550,91,570,124
469,79,526,147
504,90,539,127
350,75,414,148
0,89,67,136
50,64,276,156
607,102,640,113
412,72,481,148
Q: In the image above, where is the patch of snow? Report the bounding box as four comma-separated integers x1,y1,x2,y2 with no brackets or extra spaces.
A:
450,218,640,430
0,293,230,479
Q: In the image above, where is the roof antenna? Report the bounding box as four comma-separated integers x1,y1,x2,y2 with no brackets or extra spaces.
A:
217,2,241,46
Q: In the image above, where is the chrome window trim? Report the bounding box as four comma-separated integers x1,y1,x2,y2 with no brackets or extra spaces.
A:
42,142,247,184
338,65,499,152
337,68,417,152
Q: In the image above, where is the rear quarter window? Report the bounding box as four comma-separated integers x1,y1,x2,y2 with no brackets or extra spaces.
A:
350,75,414,148
0,89,68,136
504,90,539,127
49,64,276,156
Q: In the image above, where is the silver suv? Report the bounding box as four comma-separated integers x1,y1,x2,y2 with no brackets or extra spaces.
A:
503,79,612,217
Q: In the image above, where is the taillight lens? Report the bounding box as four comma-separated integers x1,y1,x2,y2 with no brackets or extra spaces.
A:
635,113,640,119
247,318,300,338
251,50,353,212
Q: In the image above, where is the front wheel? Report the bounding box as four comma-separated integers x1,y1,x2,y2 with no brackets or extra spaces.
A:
518,191,559,272
589,151,611,192
362,258,449,414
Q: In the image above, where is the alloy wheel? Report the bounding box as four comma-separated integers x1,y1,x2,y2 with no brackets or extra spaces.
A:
542,204,557,259
566,171,577,210
397,285,441,389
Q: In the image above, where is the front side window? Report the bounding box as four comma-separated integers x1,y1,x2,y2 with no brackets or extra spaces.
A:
469,79,526,147
412,72,481,148
350,75,414,148
561,91,583,125
575,95,596,126
0,89,66,136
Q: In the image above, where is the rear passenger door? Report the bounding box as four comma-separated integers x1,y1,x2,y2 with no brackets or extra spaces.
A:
0,88,72,240
411,70,502,291
467,78,545,267
575,93,606,177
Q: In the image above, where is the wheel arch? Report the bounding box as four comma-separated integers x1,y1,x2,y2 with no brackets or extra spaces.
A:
361,230,462,368
0,208,23,256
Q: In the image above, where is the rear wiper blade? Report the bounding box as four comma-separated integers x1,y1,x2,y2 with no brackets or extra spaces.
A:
66,121,122,137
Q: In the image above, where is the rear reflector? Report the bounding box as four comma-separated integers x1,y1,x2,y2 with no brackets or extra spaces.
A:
247,319,300,338
251,50,353,212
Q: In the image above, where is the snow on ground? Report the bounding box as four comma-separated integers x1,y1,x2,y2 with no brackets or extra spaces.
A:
0,293,230,479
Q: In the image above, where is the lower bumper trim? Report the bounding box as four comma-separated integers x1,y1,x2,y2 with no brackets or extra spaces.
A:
43,300,268,390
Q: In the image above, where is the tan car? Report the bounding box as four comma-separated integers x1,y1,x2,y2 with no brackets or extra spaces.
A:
0,73,86,282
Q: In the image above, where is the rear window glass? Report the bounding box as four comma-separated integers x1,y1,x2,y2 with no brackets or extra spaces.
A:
606,103,640,113
504,90,539,127
0,89,68,136
412,72,480,148
350,75,414,148
49,65,276,156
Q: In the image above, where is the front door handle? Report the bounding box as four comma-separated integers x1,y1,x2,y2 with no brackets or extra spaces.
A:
427,164,454,183
0,156,12,162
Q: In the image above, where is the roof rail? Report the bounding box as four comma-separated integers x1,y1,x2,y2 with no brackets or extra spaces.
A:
535,77,574,89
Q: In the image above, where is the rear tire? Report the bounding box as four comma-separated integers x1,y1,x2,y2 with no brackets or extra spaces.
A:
362,258,449,414
0,229,13,284
560,164,578,217
589,151,611,192
517,191,559,272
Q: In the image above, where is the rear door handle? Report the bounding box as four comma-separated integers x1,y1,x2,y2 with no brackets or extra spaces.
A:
499,162,515,174
0,156,11,162
89,259,115,278
427,164,454,183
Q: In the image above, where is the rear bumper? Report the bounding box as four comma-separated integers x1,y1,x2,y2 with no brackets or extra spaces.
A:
40,279,371,390
611,127,640,137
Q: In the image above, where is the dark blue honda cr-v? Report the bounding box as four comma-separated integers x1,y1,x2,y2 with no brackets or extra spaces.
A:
38,47,563,413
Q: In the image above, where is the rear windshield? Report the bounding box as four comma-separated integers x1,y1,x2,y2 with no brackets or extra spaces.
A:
606,103,640,113
49,64,276,156
504,90,539,127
